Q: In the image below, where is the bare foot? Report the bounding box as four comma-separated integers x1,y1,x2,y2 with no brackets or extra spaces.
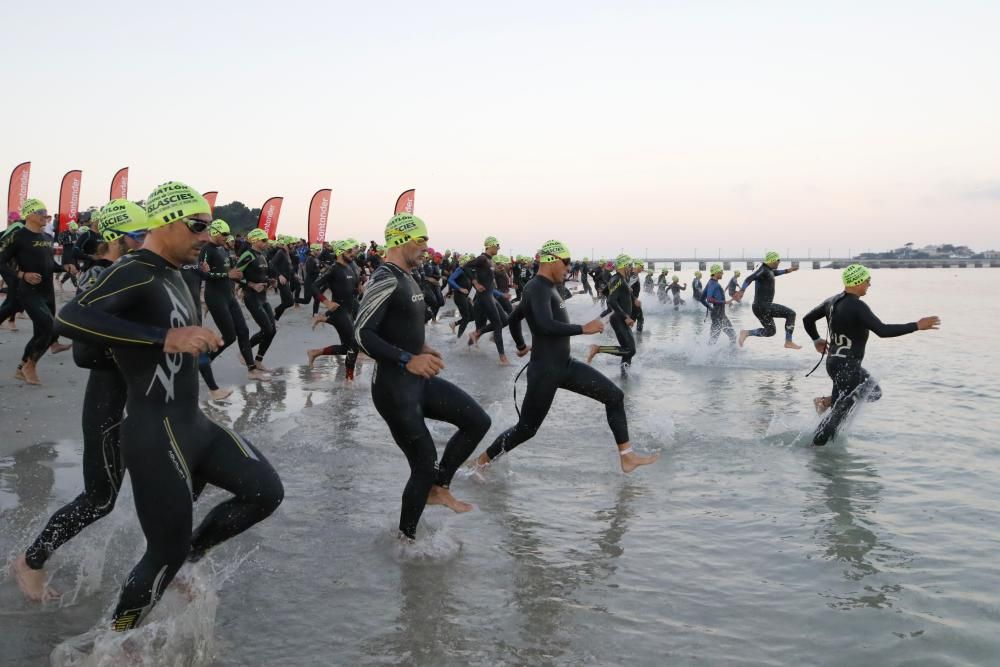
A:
10,555,58,602
345,367,355,383
247,368,270,381
426,485,474,513
813,396,832,414
49,342,72,355
2,320,17,332
14,366,25,381
784,340,802,350
619,445,660,473
21,363,41,385
255,362,271,372
585,344,600,364
311,315,326,331
449,321,457,334
468,330,480,347
738,330,749,347
306,348,323,368
209,387,234,401
498,355,511,367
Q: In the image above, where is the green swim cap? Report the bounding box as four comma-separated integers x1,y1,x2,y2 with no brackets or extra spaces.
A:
660,268,667,273
227,235,234,243
539,239,571,263
145,181,211,229
672,275,679,282
309,243,322,252
842,263,871,287
710,263,723,274
68,221,79,231
695,271,703,277
484,236,500,248
615,254,632,269
21,198,48,218
764,250,780,264
735,270,741,276
385,213,428,247
247,228,268,242
582,257,589,262
97,199,148,240
209,219,230,236
633,260,644,268
334,239,353,255
494,254,509,265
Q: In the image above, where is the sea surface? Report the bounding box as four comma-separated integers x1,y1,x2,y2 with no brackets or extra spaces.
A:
2,266,999,666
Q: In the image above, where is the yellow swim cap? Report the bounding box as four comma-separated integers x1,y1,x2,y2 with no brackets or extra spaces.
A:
484,236,500,248
710,263,723,274
615,254,632,269
145,181,211,229
98,199,148,240
764,250,780,264
247,229,268,242
385,214,428,248
21,198,48,218
842,263,871,287
539,240,571,263
209,219,230,236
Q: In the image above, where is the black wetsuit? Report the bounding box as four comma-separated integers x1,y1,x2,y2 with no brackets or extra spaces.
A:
236,248,277,363
630,274,644,332
312,260,360,371
203,243,256,369
580,263,593,296
447,267,475,337
298,254,321,313
24,258,127,571
270,247,295,320
597,272,636,369
467,253,507,355
665,281,686,308
803,293,917,446
0,226,62,363
355,262,490,539
485,275,628,461
740,264,796,341
55,249,283,631
422,262,444,319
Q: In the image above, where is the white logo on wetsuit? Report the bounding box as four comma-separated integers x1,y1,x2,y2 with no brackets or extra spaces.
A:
830,333,853,359
147,281,192,402
411,293,424,302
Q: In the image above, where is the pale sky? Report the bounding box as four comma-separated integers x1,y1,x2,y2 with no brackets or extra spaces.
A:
3,0,999,258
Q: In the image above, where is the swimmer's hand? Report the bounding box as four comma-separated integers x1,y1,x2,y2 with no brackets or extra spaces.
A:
406,354,445,378
813,340,828,354
918,316,940,330
582,318,604,335
165,326,223,356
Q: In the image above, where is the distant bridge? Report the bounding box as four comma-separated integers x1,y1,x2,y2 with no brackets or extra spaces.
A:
640,258,999,270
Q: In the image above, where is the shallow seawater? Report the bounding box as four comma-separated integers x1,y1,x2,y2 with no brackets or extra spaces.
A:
2,267,999,666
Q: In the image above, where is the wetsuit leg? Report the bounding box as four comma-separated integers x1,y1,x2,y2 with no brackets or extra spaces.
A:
710,308,736,343
453,291,473,337
813,360,882,446
19,286,56,363
558,360,629,443
596,316,636,367
207,295,255,368
474,294,507,355
273,282,294,320
749,303,796,341
421,376,491,487
245,292,276,360
320,307,360,370
634,304,644,332
111,417,282,630
24,368,126,569
370,374,440,539
484,363,560,460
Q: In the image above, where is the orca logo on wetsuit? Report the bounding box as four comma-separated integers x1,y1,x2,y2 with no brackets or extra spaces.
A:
411,293,424,303
147,280,193,402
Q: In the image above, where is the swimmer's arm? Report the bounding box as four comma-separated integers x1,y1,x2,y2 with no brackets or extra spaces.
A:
802,301,826,341
857,301,918,337
354,273,406,363
55,267,166,346
508,303,527,349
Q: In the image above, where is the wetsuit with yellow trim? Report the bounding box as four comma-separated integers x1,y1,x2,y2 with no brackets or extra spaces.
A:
311,258,361,374
596,272,637,370
0,225,62,364
55,248,283,631
202,243,257,369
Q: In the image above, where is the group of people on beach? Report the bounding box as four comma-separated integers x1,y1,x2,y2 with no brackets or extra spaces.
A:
2,184,938,637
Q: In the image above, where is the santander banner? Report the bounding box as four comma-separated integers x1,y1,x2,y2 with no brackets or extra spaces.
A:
110,167,129,200
202,191,219,213
308,188,332,244
257,196,283,239
7,161,31,218
58,170,83,233
394,188,415,215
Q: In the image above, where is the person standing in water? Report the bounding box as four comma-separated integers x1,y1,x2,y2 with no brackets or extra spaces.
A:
702,264,736,344
474,241,659,473
665,274,686,310
734,251,801,349
803,264,939,446
355,213,491,542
